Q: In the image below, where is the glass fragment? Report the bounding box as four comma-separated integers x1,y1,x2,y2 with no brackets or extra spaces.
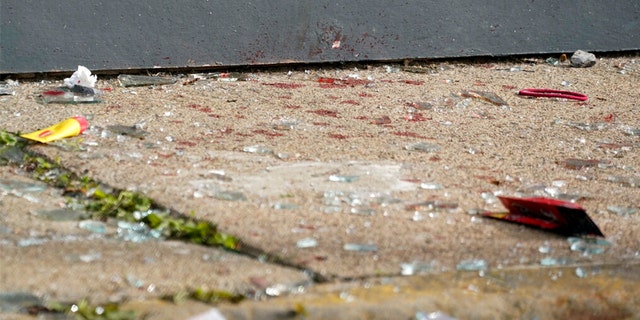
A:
567,237,611,255
405,142,441,153
117,74,176,87
459,90,509,106
343,243,378,252
456,259,488,271
296,238,318,248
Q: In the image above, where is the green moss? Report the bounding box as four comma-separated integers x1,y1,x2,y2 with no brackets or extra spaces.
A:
47,299,137,320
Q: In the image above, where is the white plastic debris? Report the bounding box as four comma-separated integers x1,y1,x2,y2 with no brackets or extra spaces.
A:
64,65,97,88
187,308,227,320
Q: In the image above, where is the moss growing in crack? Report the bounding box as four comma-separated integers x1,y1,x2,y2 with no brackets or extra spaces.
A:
2,130,240,251
168,288,244,305
46,299,137,320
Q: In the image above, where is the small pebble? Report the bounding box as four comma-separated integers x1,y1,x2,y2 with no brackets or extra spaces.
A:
570,50,596,68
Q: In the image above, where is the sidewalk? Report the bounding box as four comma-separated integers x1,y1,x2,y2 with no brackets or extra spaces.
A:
1,56,639,319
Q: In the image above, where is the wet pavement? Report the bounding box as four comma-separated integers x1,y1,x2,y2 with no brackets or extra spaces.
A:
1,56,639,319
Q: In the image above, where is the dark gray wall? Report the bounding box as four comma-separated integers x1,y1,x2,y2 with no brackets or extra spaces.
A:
1,1,639,74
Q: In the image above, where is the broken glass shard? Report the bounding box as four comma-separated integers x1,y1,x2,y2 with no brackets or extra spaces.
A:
559,158,611,170
273,202,298,210
606,206,638,216
106,125,149,139
0,292,43,313
329,174,359,182
620,126,640,136
419,182,443,190
0,179,48,193
117,74,176,87
79,220,107,234
607,175,640,188
456,259,488,271
40,87,102,104
243,145,273,155
415,311,458,320
539,256,573,266
117,221,163,242
401,261,432,275
212,190,246,201
575,267,587,278
296,238,318,248
343,243,378,252
405,142,441,153
567,237,610,255
460,90,509,106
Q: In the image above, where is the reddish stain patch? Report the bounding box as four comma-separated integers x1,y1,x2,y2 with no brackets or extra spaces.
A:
404,113,432,121
263,83,304,89
157,153,174,159
187,104,214,113
318,77,371,87
235,115,246,119
284,105,302,109
429,156,441,161
105,105,122,113
42,90,65,96
603,113,614,123
392,131,428,139
308,109,339,117
176,140,197,147
354,115,368,120
328,133,349,139
340,100,360,105
327,95,340,100
219,128,234,134
207,114,223,118
169,120,184,124
401,80,424,85
359,92,374,97
253,129,285,137
502,85,517,90
313,122,330,126
278,95,292,99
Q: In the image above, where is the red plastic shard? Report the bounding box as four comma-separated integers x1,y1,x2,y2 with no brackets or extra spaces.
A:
482,196,604,237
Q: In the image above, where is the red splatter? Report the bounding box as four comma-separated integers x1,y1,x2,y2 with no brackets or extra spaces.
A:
263,83,304,89
308,109,339,117
207,114,222,118
354,115,368,120
340,100,360,105
404,113,432,121
253,129,285,137
235,114,246,119
313,122,330,126
187,104,214,113
169,120,184,124
219,128,234,134
278,95,292,99
392,131,428,139
603,113,614,123
176,140,197,147
400,80,424,85
284,105,301,109
359,92,374,97
502,85,517,90
328,133,349,139
318,77,371,88
318,77,336,83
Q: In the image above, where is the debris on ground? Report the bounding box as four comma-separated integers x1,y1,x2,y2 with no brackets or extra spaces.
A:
570,50,597,68
20,116,88,143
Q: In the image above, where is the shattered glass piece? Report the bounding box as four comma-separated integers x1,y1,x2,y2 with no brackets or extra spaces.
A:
349,207,376,215
405,142,441,153
343,243,378,252
559,158,611,170
296,238,318,248
272,120,298,131
106,125,149,139
567,237,611,255
540,257,573,266
419,182,443,190
607,175,640,188
117,74,176,87
575,267,588,278
273,202,298,210
553,119,608,131
0,179,48,193
329,174,359,182
0,86,15,95
33,208,88,221
401,261,432,275
606,206,638,216
456,259,488,271
117,221,163,242
460,90,509,106
126,274,145,288
0,292,43,313
243,145,273,155
538,242,552,254
79,220,107,234
415,311,458,320
17,238,47,247
620,126,640,136
40,88,103,104
212,190,246,201
546,57,560,66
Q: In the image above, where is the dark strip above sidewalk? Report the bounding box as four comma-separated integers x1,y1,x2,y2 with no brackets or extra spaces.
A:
1,0,639,74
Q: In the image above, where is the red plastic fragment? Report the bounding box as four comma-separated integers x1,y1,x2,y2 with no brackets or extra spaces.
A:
42,90,65,96
400,80,425,85
482,196,604,237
